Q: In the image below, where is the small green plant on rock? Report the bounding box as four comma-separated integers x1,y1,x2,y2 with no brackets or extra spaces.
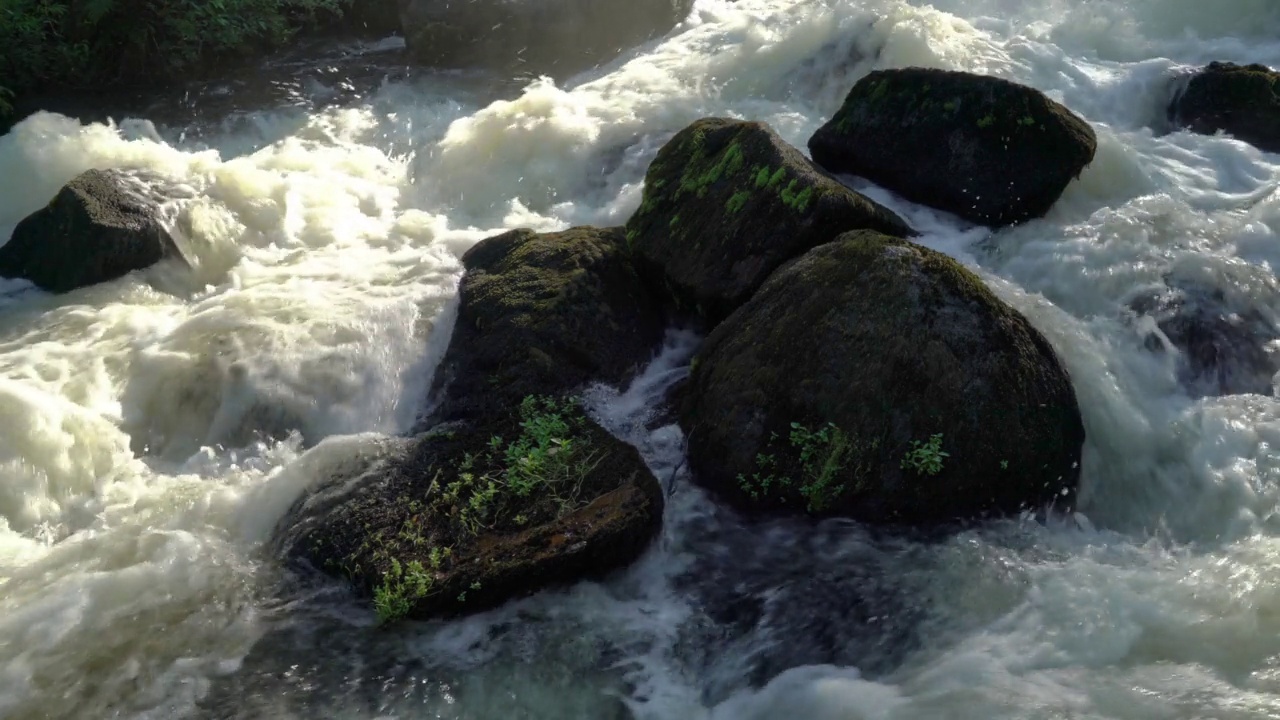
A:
901,433,949,475
726,190,751,214
737,421,857,513
498,395,602,511
790,422,850,511
355,394,604,625
374,557,435,624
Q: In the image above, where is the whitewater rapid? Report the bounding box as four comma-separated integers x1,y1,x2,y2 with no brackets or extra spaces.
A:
4,0,1280,717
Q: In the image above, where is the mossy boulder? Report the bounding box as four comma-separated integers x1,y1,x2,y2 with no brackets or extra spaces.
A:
425,226,663,425
808,68,1097,227
683,231,1084,525
0,169,186,293
625,117,912,324
278,395,664,622
1169,62,1280,153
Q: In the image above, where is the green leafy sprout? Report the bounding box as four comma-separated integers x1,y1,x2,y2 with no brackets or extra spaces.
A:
901,433,949,475
369,395,601,624
737,421,862,513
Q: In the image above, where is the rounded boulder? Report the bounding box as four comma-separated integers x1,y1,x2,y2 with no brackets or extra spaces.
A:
0,169,185,293
425,226,664,425
626,117,912,324
277,395,664,622
683,231,1085,525
808,68,1097,227
1169,61,1280,153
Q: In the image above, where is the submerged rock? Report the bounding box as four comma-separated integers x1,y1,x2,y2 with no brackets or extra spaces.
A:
1169,61,1280,153
808,68,1097,227
0,169,185,293
625,117,912,324
1130,280,1280,397
398,0,693,75
278,396,663,622
424,226,664,425
683,231,1084,525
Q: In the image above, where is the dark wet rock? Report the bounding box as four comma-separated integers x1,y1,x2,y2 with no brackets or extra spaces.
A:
397,0,693,75
424,226,664,426
808,67,1097,227
683,231,1084,525
277,397,664,621
625,117,912,325
1169,61,1280,153
669,514,926,702
1131,281,1280,397
0,169,185,293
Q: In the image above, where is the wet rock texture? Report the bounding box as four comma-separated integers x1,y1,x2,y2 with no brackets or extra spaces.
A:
809,67,1097,227
0,169,184,293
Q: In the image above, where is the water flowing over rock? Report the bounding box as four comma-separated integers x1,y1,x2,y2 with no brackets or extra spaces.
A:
276,400,663,621
625,117,912,325
808,68,1097,227
397,0,694,74
1169,61,1280,153
1130,279,1280,397
423,226,664,426
683,231,1085,525
0,169,185,293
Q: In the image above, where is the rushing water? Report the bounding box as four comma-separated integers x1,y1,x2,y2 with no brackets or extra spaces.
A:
5,0,1280,717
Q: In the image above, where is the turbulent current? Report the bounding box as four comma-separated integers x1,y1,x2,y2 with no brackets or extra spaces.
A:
5,0,1280,717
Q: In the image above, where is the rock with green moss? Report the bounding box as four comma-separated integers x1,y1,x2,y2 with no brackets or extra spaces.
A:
625,117,912,324
424,226,663,425
683,231,1084,525
276,395,663,622
1169,62,1280,153
808,68,1096,227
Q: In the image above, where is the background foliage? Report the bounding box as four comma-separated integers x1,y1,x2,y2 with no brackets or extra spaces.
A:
0,0,352,118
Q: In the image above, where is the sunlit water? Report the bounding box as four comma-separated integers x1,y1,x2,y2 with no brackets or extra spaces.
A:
5,0,1280,717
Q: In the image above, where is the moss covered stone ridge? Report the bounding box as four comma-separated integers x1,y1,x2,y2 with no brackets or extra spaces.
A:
682,230,1085,525
1169,61,1280,153
276,395,663,623
422,226,664,427
624,117,913,325
0,169,184,293
808,68,1097,228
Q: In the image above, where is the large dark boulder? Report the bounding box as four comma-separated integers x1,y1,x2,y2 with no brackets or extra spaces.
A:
0,169,185,293
808,68,1097,227
1169,62,1280,153
397,0,693,75
683,231,1084,525
625,117,912,324
277,395,663,622
1130,279,1280,397
424,226,664,425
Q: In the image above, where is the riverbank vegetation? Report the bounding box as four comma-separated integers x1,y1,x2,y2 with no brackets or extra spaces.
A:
0,0,352,121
